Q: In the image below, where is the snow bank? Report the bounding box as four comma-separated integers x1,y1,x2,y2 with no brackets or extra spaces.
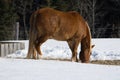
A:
7,39,120,60
91,39,120,60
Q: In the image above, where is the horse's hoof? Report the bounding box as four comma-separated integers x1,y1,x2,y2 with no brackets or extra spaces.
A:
26,56,31,59
72,58,78,62
81,60,90,63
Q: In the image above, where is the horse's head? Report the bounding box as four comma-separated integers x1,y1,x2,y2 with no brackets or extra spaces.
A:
79,44,95,63
91,45,95,54
91,45,95,48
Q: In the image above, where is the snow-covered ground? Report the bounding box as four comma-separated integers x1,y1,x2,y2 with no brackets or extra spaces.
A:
0,58,120,80
0,39,120,80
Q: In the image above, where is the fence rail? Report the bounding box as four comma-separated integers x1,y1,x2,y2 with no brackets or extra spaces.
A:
0,42,25,57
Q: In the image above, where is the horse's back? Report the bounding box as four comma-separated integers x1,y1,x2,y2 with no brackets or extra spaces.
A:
30,8,87,40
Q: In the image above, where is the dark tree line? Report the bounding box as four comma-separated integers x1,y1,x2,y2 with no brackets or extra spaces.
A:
0,0,120,40
0,0,17,40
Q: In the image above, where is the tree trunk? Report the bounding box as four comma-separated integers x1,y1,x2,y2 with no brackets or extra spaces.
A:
23,3,28,39
92,0,96,38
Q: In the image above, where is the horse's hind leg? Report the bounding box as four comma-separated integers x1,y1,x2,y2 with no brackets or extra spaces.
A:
67,39,80,62
27,41,37,59
35,35,48,59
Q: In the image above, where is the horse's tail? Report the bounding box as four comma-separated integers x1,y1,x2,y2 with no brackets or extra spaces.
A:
80,21,92,63
26,12,37,59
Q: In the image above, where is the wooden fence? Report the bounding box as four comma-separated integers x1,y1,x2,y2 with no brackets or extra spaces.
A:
0,42,25,57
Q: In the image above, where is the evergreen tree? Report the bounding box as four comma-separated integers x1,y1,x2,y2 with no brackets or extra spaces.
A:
0,0,17,40
1,0,120,40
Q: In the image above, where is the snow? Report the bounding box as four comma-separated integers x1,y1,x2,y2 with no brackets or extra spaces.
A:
0,58,120,80
0,39,120,80
7,39,120,60
91,39,120,60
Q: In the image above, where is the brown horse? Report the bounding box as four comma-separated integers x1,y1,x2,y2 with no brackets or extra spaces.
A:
27,8,93,63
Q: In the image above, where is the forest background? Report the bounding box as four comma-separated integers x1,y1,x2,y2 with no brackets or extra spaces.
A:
0,0,120,40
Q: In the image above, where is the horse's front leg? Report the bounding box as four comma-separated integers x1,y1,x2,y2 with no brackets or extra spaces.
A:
67,39,80,62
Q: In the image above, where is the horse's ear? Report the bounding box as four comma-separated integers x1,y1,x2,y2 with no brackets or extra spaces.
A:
91,45,95,48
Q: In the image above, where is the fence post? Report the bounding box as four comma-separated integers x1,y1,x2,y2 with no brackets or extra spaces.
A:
0,44,4,57
15,22,19,40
